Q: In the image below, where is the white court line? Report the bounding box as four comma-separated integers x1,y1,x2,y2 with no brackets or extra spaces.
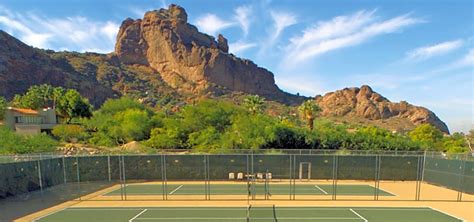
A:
32,208,67,221
169,185,184,195
349,209,368,222
134,217,362,220
371,186,397,196
129,209,148,222
427,207,464,222
314,185,329,194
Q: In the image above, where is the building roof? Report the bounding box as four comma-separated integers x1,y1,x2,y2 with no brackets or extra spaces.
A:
8,107,39,115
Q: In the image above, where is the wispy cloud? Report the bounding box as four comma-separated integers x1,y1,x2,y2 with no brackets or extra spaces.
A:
258,10,297,55
348,48,474,91
269,10,297,43
229,41,257,54
0,6,119,53
455,48,474,67
195,14,235,36
160,0,168,9
285,10,423,65
234,5,252,37
406,40,463,61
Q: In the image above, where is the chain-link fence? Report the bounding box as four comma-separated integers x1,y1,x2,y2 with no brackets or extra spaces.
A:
1,151,472,202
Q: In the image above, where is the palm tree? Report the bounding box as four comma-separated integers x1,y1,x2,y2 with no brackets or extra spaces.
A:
298,100,321,130
244,95,265,115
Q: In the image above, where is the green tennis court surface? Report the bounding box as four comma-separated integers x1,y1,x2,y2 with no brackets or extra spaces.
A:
104,184,395,196
34,207,462,222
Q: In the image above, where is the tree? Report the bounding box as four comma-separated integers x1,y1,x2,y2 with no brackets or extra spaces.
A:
408,124,444,150
12,85,92,122
52,87,65,109
0,96,6,120
97,97,149,115
86,97,158,146
57,89,93,123
52,125,87,142
13,85,48,109
467,130,474,151
298,100,321,130
442,132,469,153
243,95,265,115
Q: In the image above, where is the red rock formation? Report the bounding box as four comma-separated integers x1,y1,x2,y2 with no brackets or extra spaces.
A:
315,85,449,133
114,4,302,105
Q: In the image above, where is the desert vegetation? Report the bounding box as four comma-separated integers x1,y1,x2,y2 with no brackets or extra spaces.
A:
0,85,470,155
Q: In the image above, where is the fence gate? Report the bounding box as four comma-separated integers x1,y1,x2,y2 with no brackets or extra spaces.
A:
299,162,311,180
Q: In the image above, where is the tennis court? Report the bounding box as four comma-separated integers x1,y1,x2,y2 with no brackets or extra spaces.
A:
33,206,463,222
103,183,395,196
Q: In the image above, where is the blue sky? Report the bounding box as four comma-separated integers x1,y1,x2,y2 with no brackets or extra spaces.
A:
0,0,472,133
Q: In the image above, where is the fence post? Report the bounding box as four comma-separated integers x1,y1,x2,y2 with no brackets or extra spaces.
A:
76,156,81,200
37,160,43,195
62,156,67,184
107,155,111,182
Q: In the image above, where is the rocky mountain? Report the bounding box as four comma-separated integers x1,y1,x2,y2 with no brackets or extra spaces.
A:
0,4,450,133
315,85,449,133
114,4,303,105
0,30,180,107
0,30,116,106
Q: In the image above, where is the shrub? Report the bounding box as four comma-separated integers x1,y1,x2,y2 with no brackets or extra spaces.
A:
0,127,58,154
52,124,87,142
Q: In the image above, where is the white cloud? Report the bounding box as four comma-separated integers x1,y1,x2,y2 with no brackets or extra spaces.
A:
258,10,297,55
160,0,168,9
101,21,120,42
0,15,52,48
406,40,463,61
229,41,257,54
286,10,423,64
456,48,474,67
0,7,119,53
270,10,297,42
195,14,235,36
234,5,252,37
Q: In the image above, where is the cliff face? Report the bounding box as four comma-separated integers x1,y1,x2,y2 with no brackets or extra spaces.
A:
115,4,302,105
315,85,449,133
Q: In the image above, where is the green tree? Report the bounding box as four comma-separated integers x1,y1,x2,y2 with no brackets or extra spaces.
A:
0,96,6,120
52,87,65,109
442,132,469,153
243,95,265,115
57,89,93,123
86,97,157,146
52,124,87,142
408,124,444,150
12,85,92,122
298,100,321,130
467,130,474,151
98,97,149,115
13,85,48,109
